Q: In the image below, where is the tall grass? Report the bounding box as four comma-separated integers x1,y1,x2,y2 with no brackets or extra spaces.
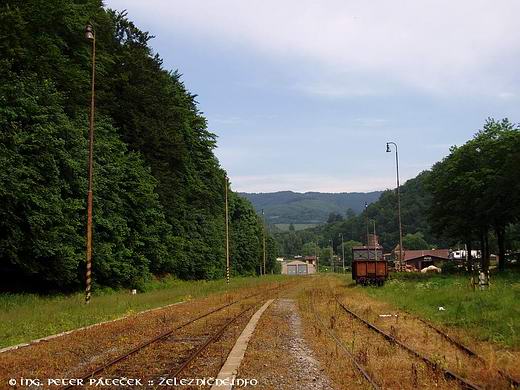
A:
362,272,520,348
0,275,288,349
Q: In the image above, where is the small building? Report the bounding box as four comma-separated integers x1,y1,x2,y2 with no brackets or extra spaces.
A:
281,260,316,275
403,249,450,271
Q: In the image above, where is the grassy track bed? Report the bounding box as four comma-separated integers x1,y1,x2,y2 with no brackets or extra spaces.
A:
301,275,519,388
0,275,289,349
0,279,294,385
361,272,520,349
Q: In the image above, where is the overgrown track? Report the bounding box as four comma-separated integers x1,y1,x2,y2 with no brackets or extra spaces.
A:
411,314,519,388
334,296,483,390
61,285,285,390
168,305,254,378
309,294,380,390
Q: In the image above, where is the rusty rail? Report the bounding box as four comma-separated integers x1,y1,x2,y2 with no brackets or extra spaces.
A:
61,285,285,390
310,293,380,390
334,296,483,390
169,305,255,378
412,314,519,388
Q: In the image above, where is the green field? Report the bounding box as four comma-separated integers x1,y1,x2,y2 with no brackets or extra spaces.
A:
362,272,520,348
274,223,318,231
0,275,288,349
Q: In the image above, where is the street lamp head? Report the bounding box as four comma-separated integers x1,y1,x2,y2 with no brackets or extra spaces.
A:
85,24,94,40
386,143,391,153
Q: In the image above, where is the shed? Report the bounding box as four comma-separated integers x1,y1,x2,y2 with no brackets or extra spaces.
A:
403,249,450,270
281,260,316,275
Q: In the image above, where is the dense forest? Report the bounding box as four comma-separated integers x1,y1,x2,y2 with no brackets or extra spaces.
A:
0,0,276,292
276,119,520,275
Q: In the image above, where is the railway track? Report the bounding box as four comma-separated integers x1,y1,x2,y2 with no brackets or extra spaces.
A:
61,284,289,390
168,305,254,379
410,313,519,388
309,294,380,390
333,295,483,390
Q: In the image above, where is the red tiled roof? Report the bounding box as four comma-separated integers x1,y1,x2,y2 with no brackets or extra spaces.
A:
403,249,450,261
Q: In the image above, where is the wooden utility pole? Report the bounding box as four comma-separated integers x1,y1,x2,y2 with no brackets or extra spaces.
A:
373,220,378,261
85,23,95,304
330,239,334,273
225,176,230,284
365,202,370,262
339,233,345,272
315,241,319,273
262,209,266,275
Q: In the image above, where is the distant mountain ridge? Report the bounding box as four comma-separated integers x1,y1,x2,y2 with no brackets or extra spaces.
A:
239,191,383,225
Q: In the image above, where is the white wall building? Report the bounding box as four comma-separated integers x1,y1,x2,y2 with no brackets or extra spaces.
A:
281,260,316,275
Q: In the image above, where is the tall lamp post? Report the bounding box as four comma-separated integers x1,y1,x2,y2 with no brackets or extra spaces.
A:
85,23,95,304
386,142,404,271
339,233,345,272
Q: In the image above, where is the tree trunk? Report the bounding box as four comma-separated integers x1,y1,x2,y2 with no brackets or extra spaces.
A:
495,225,506,272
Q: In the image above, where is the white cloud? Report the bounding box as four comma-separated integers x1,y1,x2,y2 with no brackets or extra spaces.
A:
293,81,387,98
107,0,520,97
353,118,389,127
498,92,516,100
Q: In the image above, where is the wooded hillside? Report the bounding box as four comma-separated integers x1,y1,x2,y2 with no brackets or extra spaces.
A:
241,191,382,225
0,0,275,292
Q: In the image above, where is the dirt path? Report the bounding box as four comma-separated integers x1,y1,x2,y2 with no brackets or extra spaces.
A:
238,298,334,389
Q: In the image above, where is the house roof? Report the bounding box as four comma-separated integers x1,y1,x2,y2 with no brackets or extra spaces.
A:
284,260,312,266
403,249,450,261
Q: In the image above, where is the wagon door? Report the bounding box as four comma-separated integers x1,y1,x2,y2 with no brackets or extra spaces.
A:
376,262,387,277
355,261,367,277
367,261,376,276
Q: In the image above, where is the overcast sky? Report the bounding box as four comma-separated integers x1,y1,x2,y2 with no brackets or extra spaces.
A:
105,0,520,193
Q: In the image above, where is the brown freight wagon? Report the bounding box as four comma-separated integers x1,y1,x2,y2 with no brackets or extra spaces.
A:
352,243,388,286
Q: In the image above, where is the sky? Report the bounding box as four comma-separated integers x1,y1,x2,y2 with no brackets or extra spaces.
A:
105,0,520,193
